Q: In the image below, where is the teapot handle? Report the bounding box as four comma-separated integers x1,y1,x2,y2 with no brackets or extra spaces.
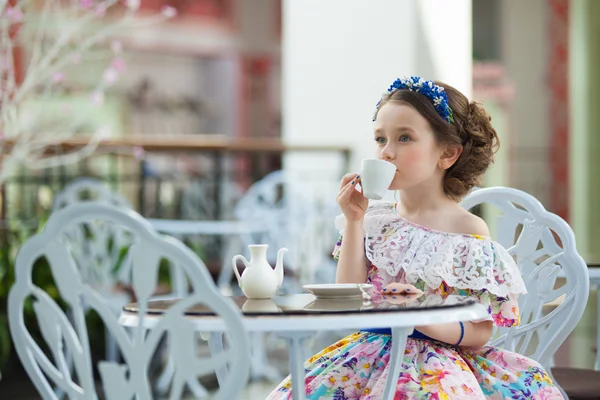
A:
232,255,249,287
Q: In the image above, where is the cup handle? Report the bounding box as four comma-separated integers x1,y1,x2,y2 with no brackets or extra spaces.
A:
232,255,248,287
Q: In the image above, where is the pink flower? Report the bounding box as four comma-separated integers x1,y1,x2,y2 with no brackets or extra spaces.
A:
343,380,364,398
94,4,106,16
484,351,510,368
321,372,341,389
360,342,386,359
500,300,519,320
0,58,10,71
533,386,564,400
133,146,145,160
5,7,23,23
304,375,317,394
52,73,65,84
111,58,126,72
80,0,94,10
334,366,356,386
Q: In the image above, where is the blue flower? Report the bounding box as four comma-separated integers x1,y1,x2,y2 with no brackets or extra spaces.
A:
374,76,454,124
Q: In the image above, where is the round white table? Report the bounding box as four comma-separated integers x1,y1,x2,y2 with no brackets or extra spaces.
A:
119,293,488,400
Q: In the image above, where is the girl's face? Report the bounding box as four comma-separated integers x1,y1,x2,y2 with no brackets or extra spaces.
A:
373,102,445,191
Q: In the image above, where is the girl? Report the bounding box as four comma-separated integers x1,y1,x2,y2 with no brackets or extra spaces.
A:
266,77,564,399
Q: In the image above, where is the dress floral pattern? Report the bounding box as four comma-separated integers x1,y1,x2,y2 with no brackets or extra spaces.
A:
266,203,564,400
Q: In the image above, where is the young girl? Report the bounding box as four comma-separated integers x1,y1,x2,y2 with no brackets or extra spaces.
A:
266,77,564,399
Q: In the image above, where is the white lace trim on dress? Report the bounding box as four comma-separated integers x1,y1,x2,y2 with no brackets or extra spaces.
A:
335,203,528,298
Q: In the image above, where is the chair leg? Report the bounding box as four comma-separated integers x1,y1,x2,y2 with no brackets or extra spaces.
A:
208,332,230,387
155,344,209,398
250,333,281,382
185,377,209,398
155,355,175,395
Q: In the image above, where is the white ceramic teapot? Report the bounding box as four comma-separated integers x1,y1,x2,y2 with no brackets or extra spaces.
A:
232,244,288,299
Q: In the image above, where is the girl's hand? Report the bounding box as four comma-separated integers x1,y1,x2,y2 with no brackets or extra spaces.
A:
336,173,368,222
382,283,423,295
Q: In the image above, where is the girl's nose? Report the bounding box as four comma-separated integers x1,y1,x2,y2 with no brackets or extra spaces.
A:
381,147,395,161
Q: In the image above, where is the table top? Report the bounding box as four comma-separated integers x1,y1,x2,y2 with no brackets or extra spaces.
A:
124,293,477,316
119,293,489,332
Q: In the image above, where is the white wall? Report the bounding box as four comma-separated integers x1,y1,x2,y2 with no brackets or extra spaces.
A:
282,0,473,196
417,0,472,95
500,0,551,205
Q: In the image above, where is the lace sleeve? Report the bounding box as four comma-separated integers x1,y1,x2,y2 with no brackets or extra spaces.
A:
452,240,524,327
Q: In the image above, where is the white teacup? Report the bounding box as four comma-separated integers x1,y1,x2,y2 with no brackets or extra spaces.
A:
360,159,396,200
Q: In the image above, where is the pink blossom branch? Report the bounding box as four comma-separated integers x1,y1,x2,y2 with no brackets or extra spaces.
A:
0,0,177,184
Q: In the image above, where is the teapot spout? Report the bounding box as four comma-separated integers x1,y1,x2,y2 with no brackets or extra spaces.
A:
275,247,288,288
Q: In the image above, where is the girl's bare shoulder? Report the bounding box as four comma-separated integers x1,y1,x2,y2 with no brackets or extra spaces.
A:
447,205,491,237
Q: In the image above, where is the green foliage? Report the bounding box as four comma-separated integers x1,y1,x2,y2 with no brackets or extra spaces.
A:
0,214,49,371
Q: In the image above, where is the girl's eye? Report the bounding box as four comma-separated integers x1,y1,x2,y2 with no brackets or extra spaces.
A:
399,135,411,143
374,137,386,144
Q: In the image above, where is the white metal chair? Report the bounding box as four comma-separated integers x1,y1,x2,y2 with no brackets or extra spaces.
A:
460,186,589,398
52,178,133,210
146,219,269,294
53,179,209,397
52,178,137,374
8,202,250,400
52,179,136,296
198,170,339,383
227,170,339,289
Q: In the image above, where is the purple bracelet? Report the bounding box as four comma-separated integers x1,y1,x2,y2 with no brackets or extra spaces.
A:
456,321,465,346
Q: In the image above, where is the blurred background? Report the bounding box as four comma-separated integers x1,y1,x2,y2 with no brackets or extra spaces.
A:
0,0,598,397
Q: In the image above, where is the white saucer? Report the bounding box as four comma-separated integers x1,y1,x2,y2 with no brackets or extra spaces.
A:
302,283,374,299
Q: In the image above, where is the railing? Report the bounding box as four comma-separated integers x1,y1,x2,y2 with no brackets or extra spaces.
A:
0,135,351,263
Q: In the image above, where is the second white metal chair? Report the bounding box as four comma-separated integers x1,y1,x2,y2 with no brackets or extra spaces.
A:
460,186,589,399
8,202,250,400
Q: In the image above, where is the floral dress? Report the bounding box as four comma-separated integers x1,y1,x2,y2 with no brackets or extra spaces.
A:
266,202,564,400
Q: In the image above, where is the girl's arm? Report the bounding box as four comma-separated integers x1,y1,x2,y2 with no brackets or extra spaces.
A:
335,220,369,284
415,321,493,347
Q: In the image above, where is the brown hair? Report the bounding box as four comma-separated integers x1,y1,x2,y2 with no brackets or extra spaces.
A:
374,81,499,201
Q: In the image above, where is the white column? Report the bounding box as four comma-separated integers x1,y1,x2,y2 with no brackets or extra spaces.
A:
282,0,472,195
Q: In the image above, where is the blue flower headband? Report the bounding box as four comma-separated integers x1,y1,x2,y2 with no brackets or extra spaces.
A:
374,76,454,124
